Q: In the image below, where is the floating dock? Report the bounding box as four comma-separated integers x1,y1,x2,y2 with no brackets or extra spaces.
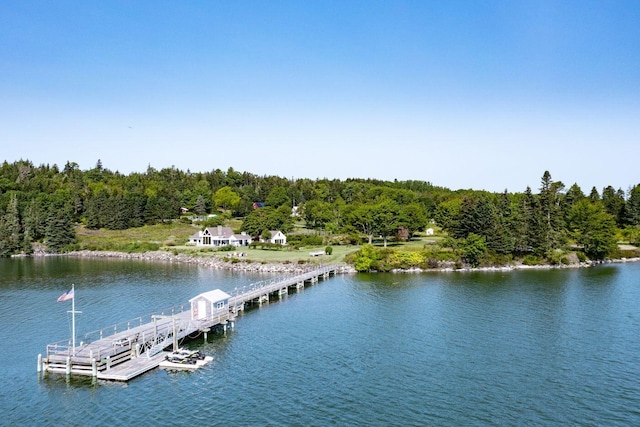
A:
39,264,340,381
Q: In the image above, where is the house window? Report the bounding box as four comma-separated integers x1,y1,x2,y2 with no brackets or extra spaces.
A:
203,236,211,245
216,301,225,310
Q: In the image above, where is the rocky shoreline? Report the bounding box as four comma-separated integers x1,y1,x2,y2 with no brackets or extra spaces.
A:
58,250,640,274
66,250,358,274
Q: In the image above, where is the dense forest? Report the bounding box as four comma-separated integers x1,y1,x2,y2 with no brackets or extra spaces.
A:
1,159,639,266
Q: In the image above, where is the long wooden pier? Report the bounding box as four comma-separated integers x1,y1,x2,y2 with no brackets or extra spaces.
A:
40,264,340,381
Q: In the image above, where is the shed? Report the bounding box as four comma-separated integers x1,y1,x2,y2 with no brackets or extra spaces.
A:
189,289,231,320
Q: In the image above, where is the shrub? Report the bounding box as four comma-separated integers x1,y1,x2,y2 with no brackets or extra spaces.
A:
426,258,439,269
325,246,333,255
523,255,543,266
576,251,588,263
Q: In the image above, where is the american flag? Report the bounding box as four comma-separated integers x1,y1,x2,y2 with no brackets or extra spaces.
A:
57,288,74,302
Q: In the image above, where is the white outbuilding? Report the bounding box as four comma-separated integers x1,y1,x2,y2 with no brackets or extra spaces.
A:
189,289,231,320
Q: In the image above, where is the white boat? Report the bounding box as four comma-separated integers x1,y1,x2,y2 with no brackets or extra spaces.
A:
159,348,213,371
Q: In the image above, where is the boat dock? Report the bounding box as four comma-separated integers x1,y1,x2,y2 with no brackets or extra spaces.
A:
39,264,340,381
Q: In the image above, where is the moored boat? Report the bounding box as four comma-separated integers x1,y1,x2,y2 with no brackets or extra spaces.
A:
159,348,213,370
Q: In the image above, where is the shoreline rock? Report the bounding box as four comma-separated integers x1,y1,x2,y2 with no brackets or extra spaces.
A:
66,250,358,274
15,250,640,275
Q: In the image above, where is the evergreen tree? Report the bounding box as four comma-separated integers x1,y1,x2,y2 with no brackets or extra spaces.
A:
538,171,564,249
463,233,487,267
85,189,109,229
453,195,495,240
510,192,530,254
487,192,515,254
602,186,626,226
21,223,34,255
194,195,207,215
23,198,47,241
568,200,617,260
0,216,10,257
624,184,640,226
562,183,585,224
45,204,76,252
5,193,21,253
522,187,549,256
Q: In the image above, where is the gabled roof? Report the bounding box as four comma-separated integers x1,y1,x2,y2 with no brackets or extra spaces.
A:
203,226,235,237
229,233,251,241
189,289,231,303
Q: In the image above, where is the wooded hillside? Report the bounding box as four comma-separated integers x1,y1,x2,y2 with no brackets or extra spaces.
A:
1,159,639,262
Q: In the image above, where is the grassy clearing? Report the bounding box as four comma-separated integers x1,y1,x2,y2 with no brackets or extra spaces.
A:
74,221,452,264
75,222,198,251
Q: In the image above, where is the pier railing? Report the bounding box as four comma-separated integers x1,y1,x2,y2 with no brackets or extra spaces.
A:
45,264,339,360
228,264,337,300
46,302,191,357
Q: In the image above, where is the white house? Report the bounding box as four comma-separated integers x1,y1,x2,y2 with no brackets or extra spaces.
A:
261,230,287,245
189,289,231,320
188,226,251,247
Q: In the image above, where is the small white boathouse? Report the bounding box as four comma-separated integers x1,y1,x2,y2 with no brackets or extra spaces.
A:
189,289,231,320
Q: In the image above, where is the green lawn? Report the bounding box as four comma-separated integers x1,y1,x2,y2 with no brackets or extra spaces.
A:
75,222,448,263
75,222,199,250
176,244,360,264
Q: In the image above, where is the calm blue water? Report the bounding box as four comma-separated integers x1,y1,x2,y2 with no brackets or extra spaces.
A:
1,257,639,426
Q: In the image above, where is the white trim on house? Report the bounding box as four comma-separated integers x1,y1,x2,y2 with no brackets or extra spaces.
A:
188,226,251,247
261,230,287,245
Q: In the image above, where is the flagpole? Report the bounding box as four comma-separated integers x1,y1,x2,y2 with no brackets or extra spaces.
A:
71,284,76,356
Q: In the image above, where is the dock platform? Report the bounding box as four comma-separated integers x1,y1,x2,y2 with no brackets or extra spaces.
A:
40,264,340,381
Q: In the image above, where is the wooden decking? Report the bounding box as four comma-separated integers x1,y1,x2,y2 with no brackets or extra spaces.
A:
41,264,340,381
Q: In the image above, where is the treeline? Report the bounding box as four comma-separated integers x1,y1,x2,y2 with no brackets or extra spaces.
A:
0,159,639,261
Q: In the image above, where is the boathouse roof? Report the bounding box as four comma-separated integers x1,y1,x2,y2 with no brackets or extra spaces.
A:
189,289,231,304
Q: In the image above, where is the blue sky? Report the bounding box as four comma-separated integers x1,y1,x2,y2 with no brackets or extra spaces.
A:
1,1,639,192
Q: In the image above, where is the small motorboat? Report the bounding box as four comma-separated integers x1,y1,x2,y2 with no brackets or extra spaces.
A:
159,348,213,371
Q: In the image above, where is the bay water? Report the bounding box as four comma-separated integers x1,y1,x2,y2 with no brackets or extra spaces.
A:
1,257,639,426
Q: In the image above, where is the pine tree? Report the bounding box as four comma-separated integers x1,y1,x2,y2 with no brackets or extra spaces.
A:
5,193,21,253
45,205,76,252
488,192,515,254
538,171,565,249
194,195,207,215
0,216,11,257
623,184,640,226
568,200,617,260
